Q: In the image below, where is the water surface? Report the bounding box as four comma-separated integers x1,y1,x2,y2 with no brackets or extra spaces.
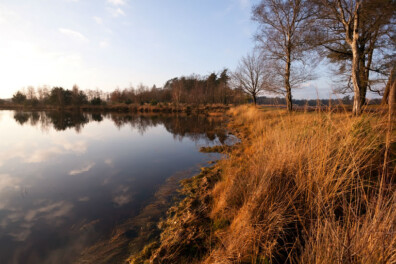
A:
0,110,231,264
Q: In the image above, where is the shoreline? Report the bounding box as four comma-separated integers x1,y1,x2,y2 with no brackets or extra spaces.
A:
128,165,223,264
128,115,241,264
0,103,231,114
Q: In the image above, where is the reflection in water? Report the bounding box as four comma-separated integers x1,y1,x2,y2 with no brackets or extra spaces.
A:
13,111,229,144
0,110,232,264
14,111,89,133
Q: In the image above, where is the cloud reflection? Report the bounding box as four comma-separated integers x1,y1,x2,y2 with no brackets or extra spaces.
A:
78,196,90,202
24,201,74,223
9,229,31,242
0,173,21,190
104,159,114,167
0,139,87,166
25,147,64,163
112,186,132,207
69,162,95,175
0,200,74,244
112,194,132,207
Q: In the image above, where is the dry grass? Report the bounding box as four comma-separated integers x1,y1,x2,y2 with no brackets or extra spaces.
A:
204,105,395,263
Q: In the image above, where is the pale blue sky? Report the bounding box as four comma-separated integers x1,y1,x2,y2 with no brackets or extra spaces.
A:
0,0,334,99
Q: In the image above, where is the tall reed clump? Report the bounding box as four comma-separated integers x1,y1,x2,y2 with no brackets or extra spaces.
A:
204,105,395,263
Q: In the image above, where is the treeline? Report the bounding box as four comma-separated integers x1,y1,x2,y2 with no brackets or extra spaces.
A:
110,70,246,105
8,70,247,108
10,86,104,107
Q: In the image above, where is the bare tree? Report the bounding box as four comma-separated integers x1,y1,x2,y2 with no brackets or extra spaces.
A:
252,0,316,111
37,85,50,102
26,86,36,100
172,79,183,105
382,65,396,105
232,51,268,105
314,0,395,115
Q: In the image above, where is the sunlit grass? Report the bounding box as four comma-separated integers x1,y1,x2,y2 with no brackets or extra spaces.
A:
204,105,395,263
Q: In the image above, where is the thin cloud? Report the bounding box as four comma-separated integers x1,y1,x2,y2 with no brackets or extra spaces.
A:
58,28,88,42
238,0,250,9
93,16,103,25
108,7,125,17
99,40,109,48
107,0,126,6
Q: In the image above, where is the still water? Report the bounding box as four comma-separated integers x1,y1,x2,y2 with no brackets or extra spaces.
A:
0,110,232,264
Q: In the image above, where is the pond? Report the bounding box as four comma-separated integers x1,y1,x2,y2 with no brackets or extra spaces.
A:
0,110,233,264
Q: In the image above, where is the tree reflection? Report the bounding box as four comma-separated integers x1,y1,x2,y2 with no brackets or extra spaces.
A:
13,111,229,144
13,112,30,125
107,113,229,144
46,111,89,133
13,111,89,133
91,113,103,122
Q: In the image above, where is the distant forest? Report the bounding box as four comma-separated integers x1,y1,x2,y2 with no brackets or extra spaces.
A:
3,70,248,108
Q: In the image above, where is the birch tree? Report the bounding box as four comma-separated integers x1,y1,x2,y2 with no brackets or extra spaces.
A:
252,0,316,111
314,0,395,115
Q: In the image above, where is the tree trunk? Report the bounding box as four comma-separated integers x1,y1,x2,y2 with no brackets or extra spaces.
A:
360,85,367,106
253,94,257,105
350,3,364,116
381,65,395,105
285,54,292,111
389,79,396,118
351,40,363,115
286,89,292,111
359,54,368,106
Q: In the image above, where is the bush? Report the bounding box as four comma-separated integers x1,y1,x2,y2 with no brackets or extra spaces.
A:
90,97,102,105
28,98,39,107
12,91,27,104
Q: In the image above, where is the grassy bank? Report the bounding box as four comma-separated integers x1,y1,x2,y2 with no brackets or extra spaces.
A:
130,105,395,263
0,102,230,114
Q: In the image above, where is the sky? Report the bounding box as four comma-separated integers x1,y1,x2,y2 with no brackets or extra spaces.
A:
0,0,335,99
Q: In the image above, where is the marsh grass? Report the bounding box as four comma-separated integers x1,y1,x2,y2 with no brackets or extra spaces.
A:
204,105,395,263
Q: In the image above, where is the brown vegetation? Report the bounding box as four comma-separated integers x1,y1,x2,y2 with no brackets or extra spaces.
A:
206,106,395,263
131,105,395,263
0,102,231,114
